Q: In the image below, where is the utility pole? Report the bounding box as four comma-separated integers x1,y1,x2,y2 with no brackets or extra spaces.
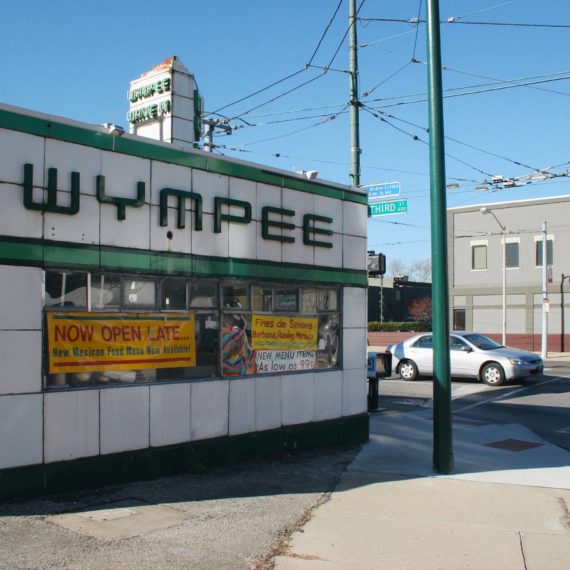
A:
349,0,361,187
426,0,453,474
202,118,232,153
561,274,569,352
541,222,548,358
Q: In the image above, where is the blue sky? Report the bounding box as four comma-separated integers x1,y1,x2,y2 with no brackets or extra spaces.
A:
2,1,569,272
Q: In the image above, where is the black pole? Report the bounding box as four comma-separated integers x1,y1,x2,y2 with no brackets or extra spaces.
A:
562,274,567,352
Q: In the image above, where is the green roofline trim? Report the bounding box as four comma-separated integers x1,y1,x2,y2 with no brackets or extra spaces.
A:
0,236,368,287
0,108,367,205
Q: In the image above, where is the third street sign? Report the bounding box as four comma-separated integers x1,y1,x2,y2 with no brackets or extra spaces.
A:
368,198,408,217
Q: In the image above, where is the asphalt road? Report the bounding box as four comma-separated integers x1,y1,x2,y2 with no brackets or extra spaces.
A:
377,361,570,451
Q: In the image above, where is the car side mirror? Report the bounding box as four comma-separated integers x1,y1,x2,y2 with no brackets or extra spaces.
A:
461,346,472,353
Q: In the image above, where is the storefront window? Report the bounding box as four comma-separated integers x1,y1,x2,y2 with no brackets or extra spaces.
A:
275,287,298,312
318,288,338,311
45,271,88,307
161,278,187,310
91,274,121,309
222,283,249,309
252,286,273,312
301,288,317,313
44,272,342,388
189,282,218,308
122,279,156,308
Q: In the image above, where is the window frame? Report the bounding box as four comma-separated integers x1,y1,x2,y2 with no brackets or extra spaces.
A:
471,244,487,271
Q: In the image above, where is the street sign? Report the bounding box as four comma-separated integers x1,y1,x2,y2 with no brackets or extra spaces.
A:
368,198,408,217
366,181,401,202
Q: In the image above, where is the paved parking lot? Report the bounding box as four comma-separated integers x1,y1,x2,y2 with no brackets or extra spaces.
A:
0,445,359,570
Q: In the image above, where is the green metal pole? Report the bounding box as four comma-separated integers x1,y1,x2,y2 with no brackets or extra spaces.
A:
426,0,453,474
349,0,361,187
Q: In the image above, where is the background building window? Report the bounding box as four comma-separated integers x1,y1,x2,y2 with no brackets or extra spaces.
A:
472,245,487,270
535,239,553,266
506,242,519,268
453,309,466,331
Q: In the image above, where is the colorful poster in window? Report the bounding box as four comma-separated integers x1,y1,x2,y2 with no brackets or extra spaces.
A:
222,314,338,377
46,312,196,373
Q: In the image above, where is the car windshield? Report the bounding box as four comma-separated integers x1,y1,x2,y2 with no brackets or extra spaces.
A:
462,334,503,350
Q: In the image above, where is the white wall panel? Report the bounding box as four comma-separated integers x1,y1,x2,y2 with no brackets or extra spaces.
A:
0,128,44,185
191,212,229,257
230,177,257,215
100,151,151,200
342,328,367,370
229,379,256,436
0,394,43,469
0,330,42,395
283,189,314,224
282,372,314,425
343,287,367,329
0,183,43,239
150,383,191,447
44,194,100,245
314,195,342,234
149,205,192,254
255,375,282,431
192,170,229,214
100,386,150,454
342,369,367,416
0,266,43,329
45,138,101,196
99,202,151,250
229,220,258,260
190,380,229,440
314,233,342,269
342,201,367,237
256,182,282,220
150,160,192,205
256,231,282,263
343,235,366,270
282,236,314,266
44,390,99,462
314,371,342,421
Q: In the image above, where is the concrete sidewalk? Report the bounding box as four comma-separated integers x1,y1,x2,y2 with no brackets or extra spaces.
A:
274,409,570,569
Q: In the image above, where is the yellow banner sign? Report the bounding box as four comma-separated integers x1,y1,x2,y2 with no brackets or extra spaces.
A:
251,315,318,350
46,312,196,373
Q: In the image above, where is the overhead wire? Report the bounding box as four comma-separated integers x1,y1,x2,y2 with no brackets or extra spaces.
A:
363,105,545,174
359,0,521,48
358,18,570,30
223,0,367,122
307,0,344,66
367,73,570,108
361,105,494,177
442,65,570,97
206,0,345,118
239,70,570,123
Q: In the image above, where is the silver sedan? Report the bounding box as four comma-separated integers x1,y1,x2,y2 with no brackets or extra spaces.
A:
387,332,544,386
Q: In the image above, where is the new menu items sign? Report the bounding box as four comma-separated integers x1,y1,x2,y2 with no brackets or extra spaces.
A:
46,313,196,373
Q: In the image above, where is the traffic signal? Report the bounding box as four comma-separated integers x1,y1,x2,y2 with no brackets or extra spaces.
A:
367,251,386,276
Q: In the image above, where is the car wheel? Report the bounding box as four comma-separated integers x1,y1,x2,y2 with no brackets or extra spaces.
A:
481,362,505,386
399,360,418,381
